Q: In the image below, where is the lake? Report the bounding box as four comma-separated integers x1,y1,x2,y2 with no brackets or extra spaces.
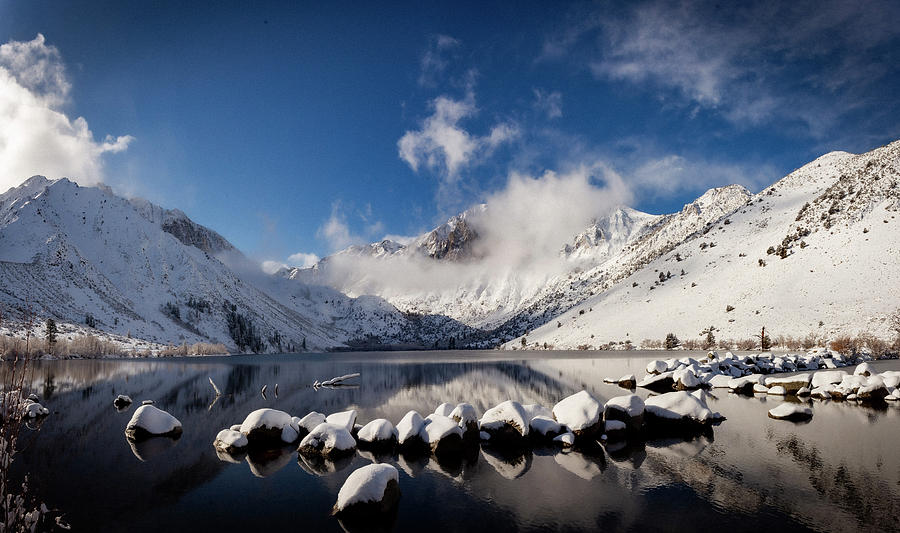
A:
9,351,900,532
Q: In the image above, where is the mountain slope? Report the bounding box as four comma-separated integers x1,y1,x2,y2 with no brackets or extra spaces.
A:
514,141,900,349
0,177,468,352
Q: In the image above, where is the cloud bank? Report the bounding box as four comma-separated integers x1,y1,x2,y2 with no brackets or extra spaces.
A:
0,34,133,193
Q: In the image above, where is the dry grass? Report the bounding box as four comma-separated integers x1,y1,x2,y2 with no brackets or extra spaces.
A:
159,342,228,356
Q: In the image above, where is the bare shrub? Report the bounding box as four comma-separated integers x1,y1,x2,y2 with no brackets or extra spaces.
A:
736,338,756,351
681,339,700,350
801,334,821,350
641,339,662,349
829,335,856,355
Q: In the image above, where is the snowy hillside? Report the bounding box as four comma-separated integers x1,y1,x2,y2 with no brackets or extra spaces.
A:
0,177,466,352
512,141,900,349
286,141,899,349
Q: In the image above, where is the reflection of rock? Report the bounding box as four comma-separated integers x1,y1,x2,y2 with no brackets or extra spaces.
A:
554,448,606,480
297,450,354,476
245,445,294,477
395,452,428,478
127,433,180,462
215,448,246,464
604,440,646,468
481,446,532,479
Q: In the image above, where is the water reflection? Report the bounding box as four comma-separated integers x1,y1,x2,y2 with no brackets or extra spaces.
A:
7,353,900,532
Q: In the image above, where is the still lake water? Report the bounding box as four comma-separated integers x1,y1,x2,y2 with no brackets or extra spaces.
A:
10,351,900,532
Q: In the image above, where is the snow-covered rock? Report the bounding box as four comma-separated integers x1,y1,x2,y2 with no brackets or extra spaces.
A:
423,414,464,455
644,391,723,430
767,403,813,422
295,412,327,437
239,408,295,444
213,429,248,454
854,362,875,376
433,402,454,417
298,423,356,456
113,395,132,408
767,386,787,396
125,405,182,439
480,400,530,442
603,394,645,433
766,374,811,394
449,402,479,434
637,371,675,392
325,410,358,433
529,415,562,438
23,401,49,418
396,410,427,448
357,419,397,446
332,464,400,517
552,391,603,437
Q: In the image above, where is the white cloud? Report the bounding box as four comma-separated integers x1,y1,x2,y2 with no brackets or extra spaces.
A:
398,92,518,179
532,89,562,119
318,164,632,296
286,252,320,269
0,34,133,192
261,260,287,274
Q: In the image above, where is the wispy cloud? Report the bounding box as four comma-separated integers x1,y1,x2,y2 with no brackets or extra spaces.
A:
543,0,900,138
532,89,562,119
418,34,461,87
0,34,133,192
316,201,390,253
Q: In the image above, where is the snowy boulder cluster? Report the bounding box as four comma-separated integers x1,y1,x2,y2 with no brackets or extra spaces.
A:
635,351,894,402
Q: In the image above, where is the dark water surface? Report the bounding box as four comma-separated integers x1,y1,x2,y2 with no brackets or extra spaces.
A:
9,351,900,532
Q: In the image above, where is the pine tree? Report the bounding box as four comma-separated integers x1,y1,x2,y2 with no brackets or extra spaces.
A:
665,333,680,350
45,318,57,354
700,325,717,350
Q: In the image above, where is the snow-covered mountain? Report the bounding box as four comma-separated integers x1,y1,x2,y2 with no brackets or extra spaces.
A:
512,141,900,349
285,141,899,349
3,140,897,353
0,176,469,352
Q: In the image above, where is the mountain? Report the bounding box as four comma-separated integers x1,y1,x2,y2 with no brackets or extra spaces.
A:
3,140,897,354
287,141,899,349
0,176,467,352
514,141,900,349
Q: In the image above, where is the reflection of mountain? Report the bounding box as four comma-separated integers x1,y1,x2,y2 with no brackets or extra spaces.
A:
12,356,900,532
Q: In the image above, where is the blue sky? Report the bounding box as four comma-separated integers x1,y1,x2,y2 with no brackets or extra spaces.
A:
2,0,899,266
